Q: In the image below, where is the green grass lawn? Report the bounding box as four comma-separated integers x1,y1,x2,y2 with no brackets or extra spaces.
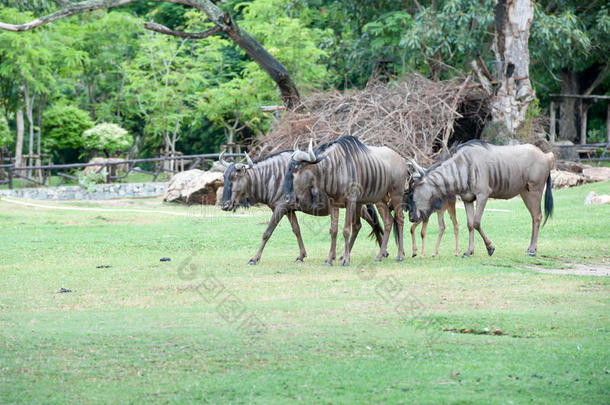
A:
0,182,609,404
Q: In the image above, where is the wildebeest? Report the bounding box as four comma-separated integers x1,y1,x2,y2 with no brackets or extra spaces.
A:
405,161,460,258
220,151,383,264
408,195,459,258
285,136,408,265
407,140,555,257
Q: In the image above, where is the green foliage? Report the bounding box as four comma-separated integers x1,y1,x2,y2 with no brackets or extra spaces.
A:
82,123,132,154
77,168,107,192
0,115,11,148
531,3,609,73
42,104,94,150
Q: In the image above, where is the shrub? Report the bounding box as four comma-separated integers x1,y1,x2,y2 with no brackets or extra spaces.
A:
83,123,132,155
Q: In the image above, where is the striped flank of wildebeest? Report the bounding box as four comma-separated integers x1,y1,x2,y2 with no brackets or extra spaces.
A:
285,136,408,266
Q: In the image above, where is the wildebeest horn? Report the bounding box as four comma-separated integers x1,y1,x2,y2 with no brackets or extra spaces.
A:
291,150,312,162
307,139,316,162
219,151,229,166
407,157,425,177
245,152,254,168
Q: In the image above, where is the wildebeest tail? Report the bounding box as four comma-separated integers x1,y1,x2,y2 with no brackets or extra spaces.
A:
366,204,384,247
543,173,554,226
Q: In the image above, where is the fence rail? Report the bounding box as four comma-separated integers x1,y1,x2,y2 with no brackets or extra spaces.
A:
0,153,244,190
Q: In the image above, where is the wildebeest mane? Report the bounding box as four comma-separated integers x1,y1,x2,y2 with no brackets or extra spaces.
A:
453,139,491,152
256,149,293,163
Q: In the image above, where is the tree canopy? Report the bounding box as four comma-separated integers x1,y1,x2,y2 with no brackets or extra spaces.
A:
0,0,607,164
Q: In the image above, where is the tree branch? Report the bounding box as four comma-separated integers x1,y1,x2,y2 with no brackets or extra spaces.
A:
144,22,222,39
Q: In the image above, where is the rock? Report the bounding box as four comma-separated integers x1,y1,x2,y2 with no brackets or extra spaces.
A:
164,170,223,205
216,186,224,207
582,167,610,182
554,140,579,161
584,191,610,205
83,157,128,177
551,170,585,189
556,161,587,174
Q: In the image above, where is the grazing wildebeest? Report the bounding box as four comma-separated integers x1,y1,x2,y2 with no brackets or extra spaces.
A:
405,162,460,258
407,140,555,257
220,151,383,264
408,195,459,258
285,136,408,266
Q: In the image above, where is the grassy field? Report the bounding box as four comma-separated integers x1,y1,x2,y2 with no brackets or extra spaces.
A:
0,181,608,404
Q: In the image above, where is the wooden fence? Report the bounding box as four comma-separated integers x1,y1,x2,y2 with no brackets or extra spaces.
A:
0,153,244,190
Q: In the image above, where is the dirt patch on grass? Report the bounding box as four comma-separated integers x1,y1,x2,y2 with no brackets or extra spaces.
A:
525,263,610,277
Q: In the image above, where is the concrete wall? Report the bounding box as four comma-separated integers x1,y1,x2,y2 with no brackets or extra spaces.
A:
0,182,168,201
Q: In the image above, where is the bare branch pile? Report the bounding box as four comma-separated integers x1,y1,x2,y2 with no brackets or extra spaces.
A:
253,74,491,164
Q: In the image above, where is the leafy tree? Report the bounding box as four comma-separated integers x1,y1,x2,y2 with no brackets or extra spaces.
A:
124,30,202,157
42,104,94,161
530,1,610,141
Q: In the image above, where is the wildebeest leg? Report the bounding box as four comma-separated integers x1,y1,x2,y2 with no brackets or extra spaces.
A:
520,189,543,256
389,191,405,261
432,210,446,257
473,195,495,256
375,201,393,261
420,219,429,257
447,200,460,256
286,211,307,262
325,206,340,265
347,205,363,253
410,222,419,257
249,207,285,265
341,201,357,266
463,201,475,257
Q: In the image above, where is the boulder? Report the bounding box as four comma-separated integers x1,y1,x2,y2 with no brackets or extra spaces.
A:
215,186,224,207
551,169,585,189
582,167,610,183
83,157,128,177
585,191,610,205
164,170,223,205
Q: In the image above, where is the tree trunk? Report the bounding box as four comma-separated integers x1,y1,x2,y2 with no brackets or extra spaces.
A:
24,83,35,177
490,0,535,137
558,71,579,142
15,109,24,167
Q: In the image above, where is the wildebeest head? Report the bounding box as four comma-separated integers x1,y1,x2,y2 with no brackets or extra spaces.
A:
220,152,255,212
406,159,443,223
283,140,325,211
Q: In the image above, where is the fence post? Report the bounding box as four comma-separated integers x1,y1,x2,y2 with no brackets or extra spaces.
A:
8,165,13,189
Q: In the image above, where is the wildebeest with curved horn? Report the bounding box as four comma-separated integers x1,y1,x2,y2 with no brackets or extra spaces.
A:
407,140,555,257
284,136,408,266
220,150,384,264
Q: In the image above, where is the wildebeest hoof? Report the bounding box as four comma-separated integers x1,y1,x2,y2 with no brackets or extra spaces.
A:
295,258,303,263
412,253,417,258
375,257,382,262
461,253,472,258
248,259,257,265
487,246,495,256
396,257,404,262
383,252,389,258
527,251,536,257
324,261,332,266
342,262,350,267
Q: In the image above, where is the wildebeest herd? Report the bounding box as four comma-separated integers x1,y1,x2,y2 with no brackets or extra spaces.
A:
220,136,555,265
